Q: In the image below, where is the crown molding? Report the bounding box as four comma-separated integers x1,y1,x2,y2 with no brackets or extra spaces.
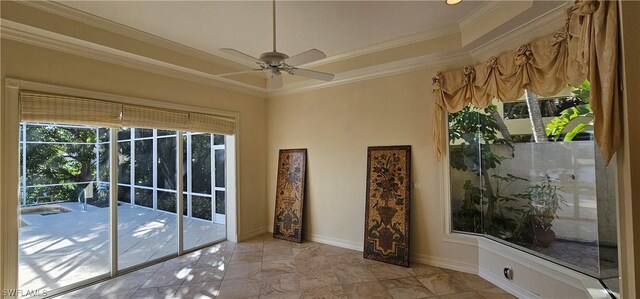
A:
301,23,461,68
17,0,245,71
1,16,470,100
458,1,513,33
466,1,570,63
0,19,267,97
268,49,471,98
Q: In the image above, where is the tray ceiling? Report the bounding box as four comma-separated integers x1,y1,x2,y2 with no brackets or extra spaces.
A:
57,1,484,59
2,0,568,94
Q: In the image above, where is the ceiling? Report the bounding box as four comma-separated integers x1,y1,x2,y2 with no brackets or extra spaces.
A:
2,0,568,93
57,1,484,61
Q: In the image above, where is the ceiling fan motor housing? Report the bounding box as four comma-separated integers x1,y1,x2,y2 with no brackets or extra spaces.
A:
259,51,289,66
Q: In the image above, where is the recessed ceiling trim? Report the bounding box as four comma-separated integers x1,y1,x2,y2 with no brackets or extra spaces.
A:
300,23,461,68
0,19,266,97
466,2,570,62
458,1,511,31
268,49,471,98
17,0,245,71
459,0,534,47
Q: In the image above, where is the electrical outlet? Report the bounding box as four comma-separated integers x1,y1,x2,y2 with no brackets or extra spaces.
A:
503,267,513,280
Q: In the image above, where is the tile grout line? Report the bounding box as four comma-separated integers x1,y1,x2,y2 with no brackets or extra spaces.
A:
127,258,171,298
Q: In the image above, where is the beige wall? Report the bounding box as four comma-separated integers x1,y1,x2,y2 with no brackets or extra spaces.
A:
267,70,478,267
0,39,268,240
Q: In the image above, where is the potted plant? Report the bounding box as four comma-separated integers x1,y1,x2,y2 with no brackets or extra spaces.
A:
518,175,566,247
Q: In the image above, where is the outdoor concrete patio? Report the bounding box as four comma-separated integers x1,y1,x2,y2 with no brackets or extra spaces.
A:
19,202,225,292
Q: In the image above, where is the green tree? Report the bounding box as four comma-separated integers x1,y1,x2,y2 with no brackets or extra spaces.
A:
449,105,515,232
24,124,97,204
545,81,592,141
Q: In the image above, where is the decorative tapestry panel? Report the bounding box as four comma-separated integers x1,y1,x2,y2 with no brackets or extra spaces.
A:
273,149,307,243
364,145,411,267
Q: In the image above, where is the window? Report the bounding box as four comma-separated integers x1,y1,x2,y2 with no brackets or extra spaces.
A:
448,82,618,287
19,123,229,291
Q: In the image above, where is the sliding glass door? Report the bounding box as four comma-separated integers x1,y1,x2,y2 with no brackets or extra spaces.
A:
183,133,227,251
117,128,179,269
18,123,111,294
18,123,229,296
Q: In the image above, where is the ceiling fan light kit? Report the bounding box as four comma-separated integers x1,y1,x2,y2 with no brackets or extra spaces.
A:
219,0,335,89
446,0,463,5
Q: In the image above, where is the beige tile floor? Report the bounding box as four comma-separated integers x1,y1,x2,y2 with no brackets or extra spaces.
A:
59,234,514,299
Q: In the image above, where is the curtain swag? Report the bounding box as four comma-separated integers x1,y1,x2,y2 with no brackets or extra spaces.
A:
432,0,620,165
20,91,236,135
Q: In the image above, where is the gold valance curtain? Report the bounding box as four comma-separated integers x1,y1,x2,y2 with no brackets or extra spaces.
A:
432,0,620,165
20,91,236,135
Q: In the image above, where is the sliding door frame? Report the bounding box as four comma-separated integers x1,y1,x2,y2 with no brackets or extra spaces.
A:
1,78,240,298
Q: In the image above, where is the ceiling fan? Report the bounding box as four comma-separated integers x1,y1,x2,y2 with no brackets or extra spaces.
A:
219,0,334,89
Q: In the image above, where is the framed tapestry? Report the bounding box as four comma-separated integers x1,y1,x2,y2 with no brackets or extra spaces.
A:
273,149,307,243
363,145,411,267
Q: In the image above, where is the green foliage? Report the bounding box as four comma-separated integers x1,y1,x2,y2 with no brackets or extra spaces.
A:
483,173,528,237
452,180,483,233
449,104,527,238
23,124,98,205
545,81,593,141
449,105,510,173
190,134,212,194
449,105,502,145
522,175,567,231
23,123,223,220
453,173,529,236
572,80,591,102
511,174,567,244
192,195,213,221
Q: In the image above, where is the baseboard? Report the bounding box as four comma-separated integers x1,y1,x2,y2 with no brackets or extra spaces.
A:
479,266,540,299
410,252,478,275
240,226,269,241
305,233,363,251
296,232,478,275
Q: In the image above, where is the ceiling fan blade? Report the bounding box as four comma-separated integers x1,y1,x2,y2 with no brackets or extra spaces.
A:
218,69,262,77
268,73,283,89
290,68,335,81
219,48,261,65
284,49,327,66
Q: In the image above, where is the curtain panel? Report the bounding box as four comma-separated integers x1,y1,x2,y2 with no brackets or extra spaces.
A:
432,0,620,165
19,91,236,135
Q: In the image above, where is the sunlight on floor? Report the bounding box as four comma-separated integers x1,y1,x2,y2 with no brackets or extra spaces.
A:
18,202,225,294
